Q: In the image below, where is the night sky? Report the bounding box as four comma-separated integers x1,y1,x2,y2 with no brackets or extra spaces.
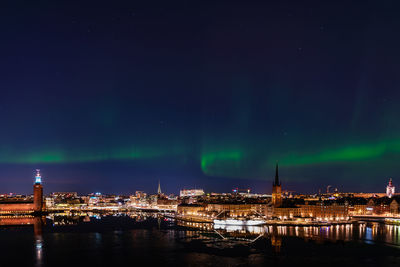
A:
1,0,400,195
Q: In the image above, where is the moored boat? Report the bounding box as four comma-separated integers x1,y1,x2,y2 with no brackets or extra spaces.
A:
213,218,265,226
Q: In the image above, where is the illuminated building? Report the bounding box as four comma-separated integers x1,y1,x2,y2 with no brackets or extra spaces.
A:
268,197,350,222
347,198,368,215
45,197,55,208
0,169,44,214
272,206,300,219
177,203,265,222
135,191,146,199
179,189,205,197
33,169,44,212
51,192,78,198
386,178,395,198
156,198,178,210
204,203,265,217
366,198,392,215
353,193,386,198
390,199,399,214
177,204,205,217
272,163,282,207
298,202,349,221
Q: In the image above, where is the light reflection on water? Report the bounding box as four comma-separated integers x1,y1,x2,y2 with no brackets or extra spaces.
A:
33,217,44,267
1,213,400,267
177,218,400,247
35,237,43,267
25,213,400,249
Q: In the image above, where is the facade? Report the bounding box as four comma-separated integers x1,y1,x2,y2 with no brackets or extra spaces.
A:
350,204,368,215
273,207,300,219
156,198,178,210
298,202,349,221
390,199,399,214
368,198,392,215
268,201,349,221
348,197,400,216
45,197,55,208
179,189,205,197
177,203,265,221
204,203,265,217
272,163,282,207
177,204,204,216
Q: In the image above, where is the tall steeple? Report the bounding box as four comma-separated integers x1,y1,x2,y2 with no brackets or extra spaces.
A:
271,162,282,207
273,162,280,186
157,180,162,195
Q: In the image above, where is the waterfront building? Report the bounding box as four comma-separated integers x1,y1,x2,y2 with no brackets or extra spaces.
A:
298,201,349,221
351,204,367,215
390,199,399,214
204,203,265,217
364,197,394,215
177,202,265,222
177,204,204,216
366,199,376,215
346,198,368,215
0,169,44,214
269,200,349,221
273,206,300,220
156,198,178,210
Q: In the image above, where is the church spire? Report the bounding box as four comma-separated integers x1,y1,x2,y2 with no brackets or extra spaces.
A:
274,162,280,186
157,180,162,195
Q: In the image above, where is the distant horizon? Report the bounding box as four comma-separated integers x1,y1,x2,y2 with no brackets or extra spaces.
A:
0,165,393,196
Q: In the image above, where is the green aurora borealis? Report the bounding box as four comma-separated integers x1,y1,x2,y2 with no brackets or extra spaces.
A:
1,137,399,179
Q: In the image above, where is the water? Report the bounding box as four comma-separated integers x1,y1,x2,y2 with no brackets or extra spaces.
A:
0,213,399,267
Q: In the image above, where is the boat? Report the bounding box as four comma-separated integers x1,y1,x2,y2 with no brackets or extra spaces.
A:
213,218,265,226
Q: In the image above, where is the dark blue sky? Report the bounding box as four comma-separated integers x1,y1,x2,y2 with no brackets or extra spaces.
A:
1,0,400,195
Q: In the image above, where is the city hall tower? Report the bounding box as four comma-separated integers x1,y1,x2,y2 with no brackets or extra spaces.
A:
33,169,43,212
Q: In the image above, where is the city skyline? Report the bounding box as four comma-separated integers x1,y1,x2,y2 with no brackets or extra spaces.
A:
0,166,395,196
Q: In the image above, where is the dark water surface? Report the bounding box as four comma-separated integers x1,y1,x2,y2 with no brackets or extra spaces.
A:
0,213,399,267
